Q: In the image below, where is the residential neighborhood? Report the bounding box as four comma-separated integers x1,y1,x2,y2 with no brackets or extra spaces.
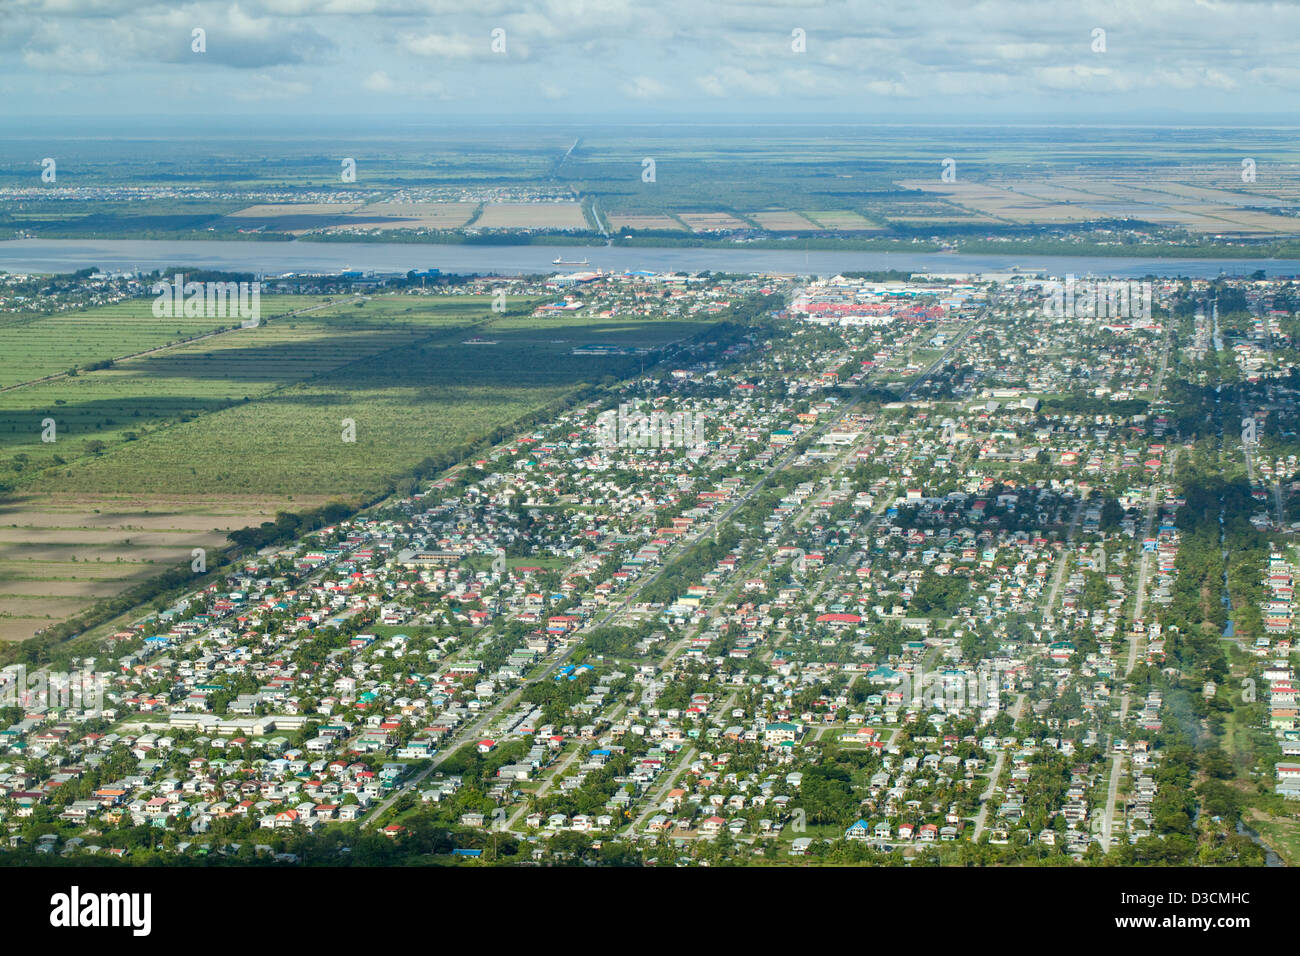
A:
0,270,1295,868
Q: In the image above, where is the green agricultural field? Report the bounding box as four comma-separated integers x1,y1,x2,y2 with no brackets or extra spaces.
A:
0,294,334,388
0,295,500,476
27,313,711,496
2,297,711,497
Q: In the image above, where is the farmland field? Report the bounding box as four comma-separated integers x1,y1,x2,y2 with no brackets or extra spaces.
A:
606,213,685,231
9,127,1300,247
750,210,821,231
0,296,487,471
0,492,327,642
899,173,1300,235
221,201,480,234
29,311,712,495
0,294,332,388
678,212,751,232
222,202,364,232
473,203,590,230
803,210,881,231
345,201,479,230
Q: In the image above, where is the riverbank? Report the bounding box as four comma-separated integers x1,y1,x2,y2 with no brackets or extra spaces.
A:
5,238,1300,278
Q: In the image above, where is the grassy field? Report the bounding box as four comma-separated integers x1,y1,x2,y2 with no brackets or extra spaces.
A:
0,293,716,639
1244,809,1300,865
607,213,685,232
0,296,491,476
221,201,487,234
15,309,707,496
0,294,332,388
750,210,821,231
474,203,589,230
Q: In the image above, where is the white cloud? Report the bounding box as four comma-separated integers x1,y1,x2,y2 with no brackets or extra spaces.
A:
231,71,311,99
361,69,393,91
8,0,1300,115
401,32,479,60
623,75,667,99
23,43,109,73
359,70,448,97
697,66,781,98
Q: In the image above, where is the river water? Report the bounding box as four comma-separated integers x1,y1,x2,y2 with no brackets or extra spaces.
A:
1237,821,1285,866
2,238,1300,279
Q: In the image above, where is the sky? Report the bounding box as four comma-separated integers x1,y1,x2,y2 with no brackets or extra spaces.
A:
5,0,1300,126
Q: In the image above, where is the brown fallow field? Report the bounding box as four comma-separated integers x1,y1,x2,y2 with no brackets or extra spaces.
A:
677,212,751,232
473,202,589,229
0,493,331,642
749,210,822,231
901,173,1300,236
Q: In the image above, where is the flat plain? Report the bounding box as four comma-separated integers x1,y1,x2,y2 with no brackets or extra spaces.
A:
7,127,1300,245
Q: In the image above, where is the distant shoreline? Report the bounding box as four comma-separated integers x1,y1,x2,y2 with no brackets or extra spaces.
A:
3,238,1300,279
6,231,1298,260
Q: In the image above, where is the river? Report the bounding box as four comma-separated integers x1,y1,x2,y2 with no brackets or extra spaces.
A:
3,238,1300,278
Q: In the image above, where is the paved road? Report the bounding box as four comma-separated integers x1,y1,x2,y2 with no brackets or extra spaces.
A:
1098,462,1170,850
627,744,699,834
626,692,740,837
501,699,630,832
609,317,992,840
1044,498,1085,621
970,479,1079,841
1100,328,1174,852
971,693,1026,842
1099,745,1126,852
358,396,866,829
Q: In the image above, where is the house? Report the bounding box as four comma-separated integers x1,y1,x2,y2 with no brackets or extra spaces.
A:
763,721,803,746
